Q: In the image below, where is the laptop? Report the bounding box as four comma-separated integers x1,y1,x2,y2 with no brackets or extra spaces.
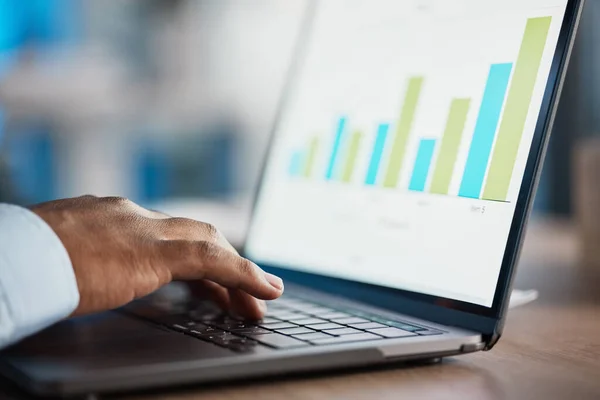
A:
0,0,583,397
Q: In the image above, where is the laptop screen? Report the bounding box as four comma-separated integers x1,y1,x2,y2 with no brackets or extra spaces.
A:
245,0,570,307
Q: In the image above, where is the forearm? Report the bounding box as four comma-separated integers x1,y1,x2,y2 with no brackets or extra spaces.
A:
0,204,79,350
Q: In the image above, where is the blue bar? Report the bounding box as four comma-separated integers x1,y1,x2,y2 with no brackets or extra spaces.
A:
289,150,304,177
409,139,437,192
459,63,513,198
325,117,348,180
365,123,390,185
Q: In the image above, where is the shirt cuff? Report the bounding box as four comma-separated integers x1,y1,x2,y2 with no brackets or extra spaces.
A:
0,204,80,348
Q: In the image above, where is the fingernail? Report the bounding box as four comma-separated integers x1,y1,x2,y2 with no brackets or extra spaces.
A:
265,273,284,291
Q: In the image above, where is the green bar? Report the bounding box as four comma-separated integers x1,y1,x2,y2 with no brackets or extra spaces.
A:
430,98,471,195
341,131,363,183
383,77,424,188
303,137,320,178
482,17,552,201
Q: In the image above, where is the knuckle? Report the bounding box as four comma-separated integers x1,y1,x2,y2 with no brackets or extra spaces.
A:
165,217,210,235
197,240,221,264
200,222,220,241
103,196,132,206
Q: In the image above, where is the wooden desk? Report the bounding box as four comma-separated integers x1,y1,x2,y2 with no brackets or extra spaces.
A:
2,219,600,400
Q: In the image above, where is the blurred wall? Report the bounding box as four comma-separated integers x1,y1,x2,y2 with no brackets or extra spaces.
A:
0,0,306,205
543,0,600,215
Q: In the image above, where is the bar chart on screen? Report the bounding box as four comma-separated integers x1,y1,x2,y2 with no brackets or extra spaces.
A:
287,16,552,204
248,0,568,307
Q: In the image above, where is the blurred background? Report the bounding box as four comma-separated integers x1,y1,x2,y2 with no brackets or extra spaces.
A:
0,0,598,245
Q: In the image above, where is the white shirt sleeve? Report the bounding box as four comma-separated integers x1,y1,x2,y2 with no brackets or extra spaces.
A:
0,204,79,350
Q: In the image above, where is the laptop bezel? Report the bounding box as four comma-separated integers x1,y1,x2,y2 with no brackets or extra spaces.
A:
243,0,583,341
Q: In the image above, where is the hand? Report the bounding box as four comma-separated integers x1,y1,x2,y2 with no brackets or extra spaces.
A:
30,195,283,320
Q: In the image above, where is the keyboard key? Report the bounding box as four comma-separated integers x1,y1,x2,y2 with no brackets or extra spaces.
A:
260,317,281,324
276,300,314,310
395,324,427,332
192,331,236,342
348,310,376,319
331,317,370,324
260,322,297,330
231,327,272,336
276,327,315,336
266,301,290,309
320,312,353,320
170,323,191,332
266,310,296,318
266,301,287,307
211,321,255,331
252,333,311,349
297,303,328,310
271,298,302,307
188,325,222,336
311,333,381,345
324,327,362,336
349,322,387,330
158,319,200,331
205,334,260,353
368,327,417,338
416,330,444,336
292,332,333,341
373,318,425,332
289,318,328,326
209,334,250,347
275,313,309,321
306,322,344,331
304,307,335,314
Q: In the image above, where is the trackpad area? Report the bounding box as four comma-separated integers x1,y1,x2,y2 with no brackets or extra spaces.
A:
1,312,236,380
5,312,167,351
2,312,233,362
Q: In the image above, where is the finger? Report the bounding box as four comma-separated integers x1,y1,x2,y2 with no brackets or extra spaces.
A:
158,218,238,254
187,280,232,312
158,240,283,300
187,281,266,320
228,288,267,320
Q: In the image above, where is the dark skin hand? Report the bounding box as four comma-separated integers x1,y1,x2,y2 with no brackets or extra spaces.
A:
30,195,284,320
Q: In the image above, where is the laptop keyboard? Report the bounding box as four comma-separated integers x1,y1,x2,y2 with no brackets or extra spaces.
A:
125,296,444,353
